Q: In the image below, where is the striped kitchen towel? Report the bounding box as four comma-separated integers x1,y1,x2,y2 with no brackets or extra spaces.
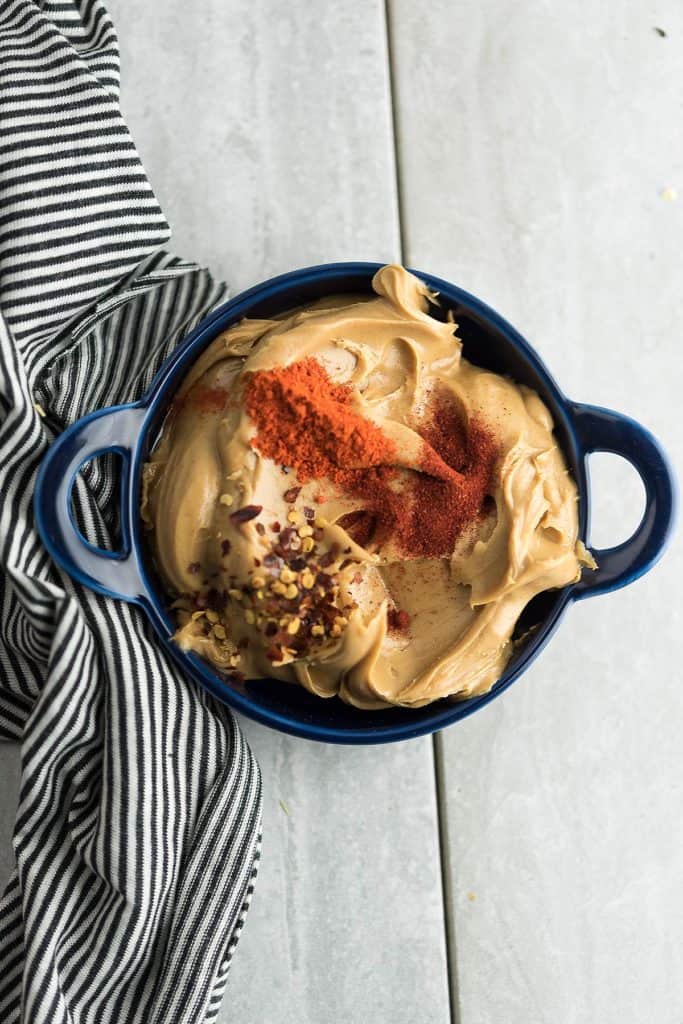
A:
0,2,262,1022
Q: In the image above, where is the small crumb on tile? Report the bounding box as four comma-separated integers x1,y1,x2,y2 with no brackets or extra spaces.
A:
660,186,677,201
279,798,290,816
653,26,667,38
33,402,46,418
466,891,477,902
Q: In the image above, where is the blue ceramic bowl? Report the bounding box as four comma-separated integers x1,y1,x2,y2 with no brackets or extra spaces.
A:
35,263,677,744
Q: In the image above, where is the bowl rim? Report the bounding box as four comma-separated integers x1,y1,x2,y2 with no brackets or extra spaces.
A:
129,261,586,744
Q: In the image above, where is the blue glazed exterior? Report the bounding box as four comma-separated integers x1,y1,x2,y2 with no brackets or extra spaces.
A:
34,263,677,744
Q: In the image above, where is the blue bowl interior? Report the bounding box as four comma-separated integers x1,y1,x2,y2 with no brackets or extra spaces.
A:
138,266,583,741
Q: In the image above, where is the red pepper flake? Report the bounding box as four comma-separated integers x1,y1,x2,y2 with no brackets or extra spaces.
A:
188,561,201,574
303,506,315,520
270,521,281,533
314,493,326,504
253,557,261,567
229,504,262,523
387,608,411,633
220,540,231,556
283,485,302,503
255,522,266,536
266,644,283,662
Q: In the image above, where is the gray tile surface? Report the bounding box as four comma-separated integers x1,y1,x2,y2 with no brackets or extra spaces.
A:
110,0,401,289
389,1,683,1020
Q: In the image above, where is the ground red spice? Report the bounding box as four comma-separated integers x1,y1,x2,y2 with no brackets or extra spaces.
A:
172,386,231,416
245,358,397,481
399,390,499,558
245,359,498,559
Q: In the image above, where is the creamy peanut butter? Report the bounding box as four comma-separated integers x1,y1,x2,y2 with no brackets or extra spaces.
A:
142,266,594,709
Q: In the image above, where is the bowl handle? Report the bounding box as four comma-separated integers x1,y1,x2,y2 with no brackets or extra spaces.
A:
34,404,147,602
568,402,677,600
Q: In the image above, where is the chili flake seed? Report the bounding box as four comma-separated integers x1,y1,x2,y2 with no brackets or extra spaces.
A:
298,524,313,538
272,580,287,596
244,609,256,624
229,653,241,667
230,504,262,523
387,608,411,631
302,537,315,553
280,567,296,584
219,493,234,506
228,588,243,600
205,609,219,623
287,617,301,635
252,574,266,588
301,570,315,589
283,485,302,503
311,624,325,637
287,509,301,524
213,624,227,640
284,583,298,600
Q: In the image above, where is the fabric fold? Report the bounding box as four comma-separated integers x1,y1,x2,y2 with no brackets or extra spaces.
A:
0,3,263,1022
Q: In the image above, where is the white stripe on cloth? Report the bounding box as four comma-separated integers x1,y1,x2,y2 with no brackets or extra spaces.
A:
0,3,263,1022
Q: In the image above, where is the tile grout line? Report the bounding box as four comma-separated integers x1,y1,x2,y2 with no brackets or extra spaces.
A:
433,732,462,1024
382,3,460,1022
382,0,408,262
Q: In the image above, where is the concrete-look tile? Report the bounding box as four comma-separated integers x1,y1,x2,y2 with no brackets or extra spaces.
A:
389,1,683,1021
229,722,450,1024
108,0,401,291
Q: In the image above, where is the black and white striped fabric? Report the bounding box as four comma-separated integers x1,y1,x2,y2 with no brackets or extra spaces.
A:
0,3,262,1022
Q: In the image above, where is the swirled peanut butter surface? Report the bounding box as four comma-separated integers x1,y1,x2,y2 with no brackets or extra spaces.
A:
142,266,594,709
